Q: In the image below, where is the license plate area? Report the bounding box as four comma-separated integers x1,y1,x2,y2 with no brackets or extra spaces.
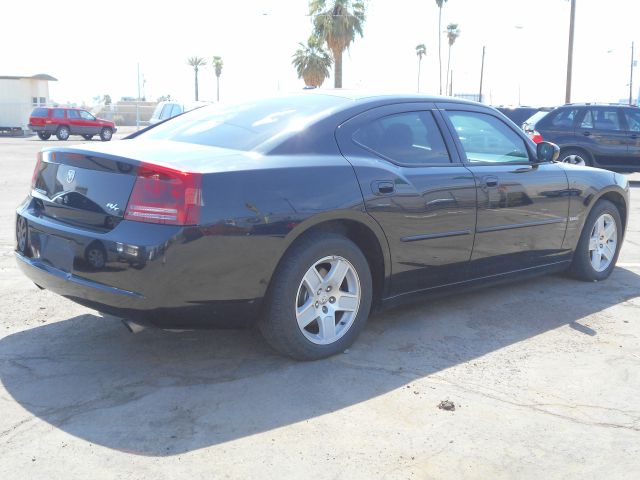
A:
30,228,75,273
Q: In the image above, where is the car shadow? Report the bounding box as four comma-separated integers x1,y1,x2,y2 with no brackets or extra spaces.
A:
1,267,639,456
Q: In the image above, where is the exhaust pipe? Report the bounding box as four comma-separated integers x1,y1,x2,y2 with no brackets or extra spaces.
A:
122,319,146,334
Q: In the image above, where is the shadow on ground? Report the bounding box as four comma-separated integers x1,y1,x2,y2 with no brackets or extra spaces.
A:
1,268,639,456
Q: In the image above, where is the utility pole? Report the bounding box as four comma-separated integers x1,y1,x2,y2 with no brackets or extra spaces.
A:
479,46,486,103
565,0,576,103
630,41,635,105
136,63,141,131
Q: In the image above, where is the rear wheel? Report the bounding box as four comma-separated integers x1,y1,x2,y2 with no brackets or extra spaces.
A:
56,126,70,141
560,148,592,166
569,199,622,281
100,127,113,141
82,134,93,140
37,131,51,140
260,233,373,360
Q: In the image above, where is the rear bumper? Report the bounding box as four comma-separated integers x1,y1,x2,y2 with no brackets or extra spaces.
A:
15,203,262,328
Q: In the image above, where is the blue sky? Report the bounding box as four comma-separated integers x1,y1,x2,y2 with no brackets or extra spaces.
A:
3,0,639,106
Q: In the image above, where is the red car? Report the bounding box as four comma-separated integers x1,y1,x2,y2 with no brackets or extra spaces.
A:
28,107,116,141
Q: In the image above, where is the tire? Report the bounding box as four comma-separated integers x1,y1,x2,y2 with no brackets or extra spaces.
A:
56,126,70,141
560,148,593,167
37,131,51,140
100,127,113,141
82,134,93,140
259,233,373,360
569,199,622,281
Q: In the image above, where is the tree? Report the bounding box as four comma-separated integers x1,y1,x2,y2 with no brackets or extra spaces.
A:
187,56,206,101
435,0,448,95
416,44,426,92
292,36,333,88
212,56,223,101
445,23,460,96
103,94,112,105
310,0,366,88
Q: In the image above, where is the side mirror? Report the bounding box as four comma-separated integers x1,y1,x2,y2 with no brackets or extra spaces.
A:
536,141,560,163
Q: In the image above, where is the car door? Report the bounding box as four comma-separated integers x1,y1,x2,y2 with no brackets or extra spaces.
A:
576,107,628,167
621,107,640,170
79,110,100,135
66,109,84,135
439,105,571,277
336,103,477,296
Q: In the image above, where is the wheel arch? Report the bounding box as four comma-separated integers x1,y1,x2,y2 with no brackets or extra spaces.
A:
275,213,391,305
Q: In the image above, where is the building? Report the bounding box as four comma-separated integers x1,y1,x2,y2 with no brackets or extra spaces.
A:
0,74,57,133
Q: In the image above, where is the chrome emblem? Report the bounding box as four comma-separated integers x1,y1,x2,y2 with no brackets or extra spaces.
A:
66,169,76,183
106,203,120,213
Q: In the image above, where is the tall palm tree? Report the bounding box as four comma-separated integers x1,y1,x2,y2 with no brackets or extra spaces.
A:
292,37,333,88
212,56,223,101
416,43,426,92
445,23,460,96
310,0,366,88
187,56,206,101
435,0,448,95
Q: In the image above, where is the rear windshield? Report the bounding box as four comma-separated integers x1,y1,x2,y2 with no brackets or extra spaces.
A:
31,108,49,117
523,110,549,127
138,94,350,151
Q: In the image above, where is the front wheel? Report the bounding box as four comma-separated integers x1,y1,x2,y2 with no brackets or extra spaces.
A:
569,199,622,281
260,233,373,360
56,126,70,141
560,148,592,166
37,131,51,140
99,127,113,141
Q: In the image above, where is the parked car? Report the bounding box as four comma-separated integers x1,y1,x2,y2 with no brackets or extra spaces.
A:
15,93,629,360
495,106,553,127
522,110,552,143
148,101,209,125
28,107,116,141
534,103,640,172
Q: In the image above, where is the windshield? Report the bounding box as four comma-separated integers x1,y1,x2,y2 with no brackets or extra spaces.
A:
138,94,350,151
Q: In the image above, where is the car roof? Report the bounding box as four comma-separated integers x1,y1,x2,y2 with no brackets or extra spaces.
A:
560,102,638,108
302,89,482,106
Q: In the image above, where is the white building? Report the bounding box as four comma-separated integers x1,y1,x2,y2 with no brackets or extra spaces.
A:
0,74,57,132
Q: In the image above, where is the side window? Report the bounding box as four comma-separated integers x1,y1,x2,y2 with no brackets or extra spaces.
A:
593,108,621,131
67,110,80,119
549,108,579,127
160,104,173,120
446,111,530,164
580,110,594,129
171,104,183,117
79,110,95,120
624,109,640,131
352,111,451,165
52,109,65,119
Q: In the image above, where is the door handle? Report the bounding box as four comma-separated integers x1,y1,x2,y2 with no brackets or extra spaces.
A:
372,180,395,195
481,175,499,188
582,131,591,136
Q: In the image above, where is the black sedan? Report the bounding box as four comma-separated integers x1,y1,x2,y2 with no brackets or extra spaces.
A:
15,93,630,360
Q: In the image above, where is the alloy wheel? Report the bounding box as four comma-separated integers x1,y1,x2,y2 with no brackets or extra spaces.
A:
295,255,361,345
588,213,617,272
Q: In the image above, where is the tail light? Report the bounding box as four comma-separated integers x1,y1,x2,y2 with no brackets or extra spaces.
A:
31,152,44,190
530,130,544,144
125,162,202,225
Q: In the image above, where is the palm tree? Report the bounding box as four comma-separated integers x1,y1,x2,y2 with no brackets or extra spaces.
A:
187,56,206,101
445,23,460,96
416,43,426,92
292,37,333,87
310,0,366,88
435,0,448,95
212,56,223,101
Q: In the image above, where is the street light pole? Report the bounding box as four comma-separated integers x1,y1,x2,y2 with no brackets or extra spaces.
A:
630,41,635,105
565,0,576,104
479,46,486,103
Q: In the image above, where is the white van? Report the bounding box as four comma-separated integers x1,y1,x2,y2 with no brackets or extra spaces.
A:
149,101,209,125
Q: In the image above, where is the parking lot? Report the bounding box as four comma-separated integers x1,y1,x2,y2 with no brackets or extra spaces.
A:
1,133,639,479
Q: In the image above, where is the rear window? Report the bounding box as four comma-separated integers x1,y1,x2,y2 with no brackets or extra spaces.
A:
31,108,49,118
139,94,350,151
